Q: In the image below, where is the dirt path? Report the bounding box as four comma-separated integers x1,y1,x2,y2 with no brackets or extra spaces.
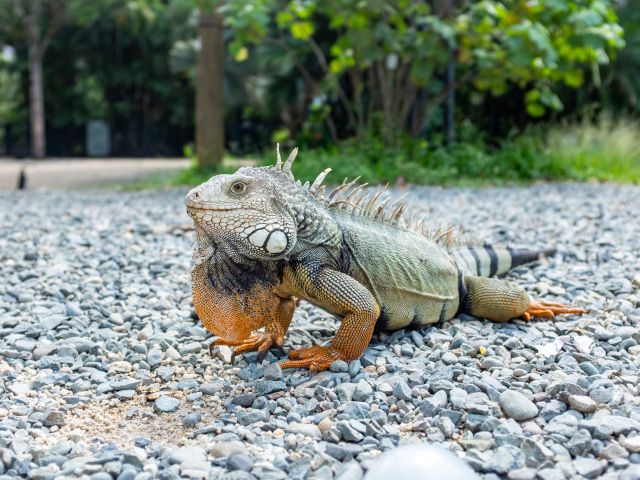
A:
0,158,189,190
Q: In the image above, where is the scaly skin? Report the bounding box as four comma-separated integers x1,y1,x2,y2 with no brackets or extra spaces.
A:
185,145,586,372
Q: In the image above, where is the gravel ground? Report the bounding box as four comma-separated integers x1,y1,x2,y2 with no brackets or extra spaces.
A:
0,184,639,480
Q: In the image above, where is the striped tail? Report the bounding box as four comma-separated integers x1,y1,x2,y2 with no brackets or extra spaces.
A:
451,245,557,278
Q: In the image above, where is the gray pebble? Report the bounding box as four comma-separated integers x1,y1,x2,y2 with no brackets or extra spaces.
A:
393,379,412,401
353,379,373,402
183,413,202,427
154,396,180,413
419,390,447,417
43,410,65,427
237,409,270,425
499,390,538,421
256,380,286,396
573,457,607,479
232,393,257,407
330,360,349,373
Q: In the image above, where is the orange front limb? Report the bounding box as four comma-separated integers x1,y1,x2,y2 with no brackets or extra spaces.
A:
522,299,587,321
280,263,380,372
209,296,296,361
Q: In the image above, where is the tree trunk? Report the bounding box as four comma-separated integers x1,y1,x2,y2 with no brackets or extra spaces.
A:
196,8,224,169
26,0,46,159
28,48,46,159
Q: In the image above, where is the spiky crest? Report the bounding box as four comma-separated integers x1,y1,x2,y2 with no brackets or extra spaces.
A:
272,145,467,248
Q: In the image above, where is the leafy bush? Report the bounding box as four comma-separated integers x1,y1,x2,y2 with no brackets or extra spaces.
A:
224,0,625,142
128,116,640,190
543,116,640,182
264,117,640,185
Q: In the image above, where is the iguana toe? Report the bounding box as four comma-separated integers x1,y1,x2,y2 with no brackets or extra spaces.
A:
522,300,587,321
281,346,342,372
210,333,285,362
287,345,331,360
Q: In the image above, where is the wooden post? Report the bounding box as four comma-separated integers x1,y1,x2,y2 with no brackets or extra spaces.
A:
446,0,456,145
195,7,224,168
27,0,46,158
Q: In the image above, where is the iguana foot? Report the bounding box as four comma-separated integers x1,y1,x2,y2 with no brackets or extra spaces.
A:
209,333,285,362
280,345,342,372
522,300,586,321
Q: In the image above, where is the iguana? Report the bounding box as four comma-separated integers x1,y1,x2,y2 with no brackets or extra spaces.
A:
185,145,586,372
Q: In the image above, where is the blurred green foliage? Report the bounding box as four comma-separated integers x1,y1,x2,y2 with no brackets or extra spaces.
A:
134,115,638,190
254,115,640,185
222,0,624,141
0,0,638,187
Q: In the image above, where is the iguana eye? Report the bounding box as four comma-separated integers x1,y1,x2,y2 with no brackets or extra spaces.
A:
229,181,247,195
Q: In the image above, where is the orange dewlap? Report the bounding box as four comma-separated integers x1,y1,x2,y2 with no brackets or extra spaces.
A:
191,262,276,341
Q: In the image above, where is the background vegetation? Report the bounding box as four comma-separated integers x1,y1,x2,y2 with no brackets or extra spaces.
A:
0,0,638,184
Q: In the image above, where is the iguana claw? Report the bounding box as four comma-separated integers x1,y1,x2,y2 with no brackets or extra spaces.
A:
280,345,343,372
522,300,586,321
210,333,285,363
257,344,286,362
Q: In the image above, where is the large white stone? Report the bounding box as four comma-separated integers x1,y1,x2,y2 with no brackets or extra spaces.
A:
364,444,477,480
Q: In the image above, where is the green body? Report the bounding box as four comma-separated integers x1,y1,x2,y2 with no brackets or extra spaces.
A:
336,213,460,330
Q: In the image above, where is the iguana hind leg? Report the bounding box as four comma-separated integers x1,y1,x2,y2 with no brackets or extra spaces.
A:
462,275,586,322
280,263,380,372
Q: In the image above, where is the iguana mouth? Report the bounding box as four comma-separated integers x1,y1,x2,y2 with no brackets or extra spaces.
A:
186,206,242,212
187,205,273,217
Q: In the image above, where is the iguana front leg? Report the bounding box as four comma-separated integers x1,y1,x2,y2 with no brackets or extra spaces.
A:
210,296,296,360
280,261,380,372
192,261,295,360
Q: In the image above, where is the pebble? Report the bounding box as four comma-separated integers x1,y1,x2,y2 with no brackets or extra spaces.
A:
393,379,412,401
499,390,539,421
208,441,247,458
42,410,65,427
168,446,207,465
420,390,448,418
623,436,640,453
154,396,181,413
287,423,322,440
237,409,270,425
573,457,607,478
256,380,286,396
227,453,253,472
232,394,257,407
183,412,202,427
200,382,222,395
353,379,373,401
330,360,349,373
262,363,283,380
567,395,598,413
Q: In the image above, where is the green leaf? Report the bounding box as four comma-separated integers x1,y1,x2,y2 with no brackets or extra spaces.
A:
539,88,563,111
526,103,545,117
276,11,293,28
564,69,584,87
290,21,314,40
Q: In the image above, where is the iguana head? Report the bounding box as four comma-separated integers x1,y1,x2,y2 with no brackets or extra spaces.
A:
185,146,316,261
